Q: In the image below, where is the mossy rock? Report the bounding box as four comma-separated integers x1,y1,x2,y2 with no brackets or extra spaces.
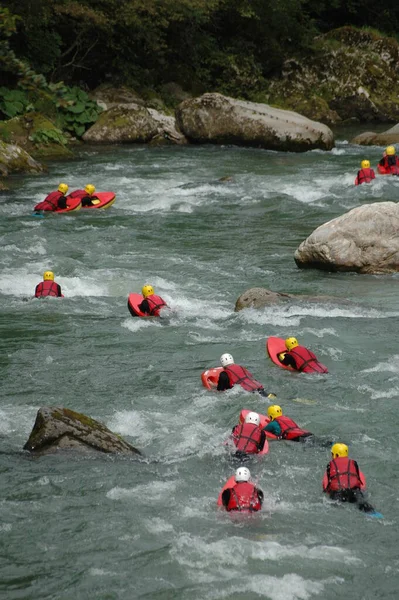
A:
267,27,399,123
24,406,142,456
0,139,44,176
0,112,74,160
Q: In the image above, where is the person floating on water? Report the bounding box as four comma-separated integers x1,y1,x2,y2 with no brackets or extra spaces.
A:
263,405,330,446
35,271,63,298
355,160,375,185
323,443,376,513
221,467,263,512
378,145,399,175
68,184,99,207
231,411,267,457
278,337,328,374
217,353,276,398
138,285,167,316
33,183,68,212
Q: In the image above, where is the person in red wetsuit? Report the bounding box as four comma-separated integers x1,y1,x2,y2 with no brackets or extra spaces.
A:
355,160,375,185
323,443,375,513
33,183,69,212
378,145,399,174
221,467,263,512
34,271,63,298
231,411,267,457
278,337,328,374
217,353,275,398
68,184,98,207
138,285,167,316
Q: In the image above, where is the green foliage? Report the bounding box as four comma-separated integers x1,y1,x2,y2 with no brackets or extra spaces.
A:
0,87,33,118
30,127,68,146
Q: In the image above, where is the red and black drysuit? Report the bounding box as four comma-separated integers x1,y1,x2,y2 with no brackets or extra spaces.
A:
217,364,269,397
138,294,167,316
68,189,97,206
222,481,263,512
35,280,63,298
280,345,328,374
379,154,399,175
34,190,67,212
355,168,375,185
272,415,312,442
231,422,266,456
323,456,374,513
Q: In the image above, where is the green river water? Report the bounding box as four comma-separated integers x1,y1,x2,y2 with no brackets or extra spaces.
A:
1,128,398,599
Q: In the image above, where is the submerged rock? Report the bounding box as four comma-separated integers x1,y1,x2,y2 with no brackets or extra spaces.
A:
235,287,339,311
175,93,334,152
24,407,142,456
294,202,399,274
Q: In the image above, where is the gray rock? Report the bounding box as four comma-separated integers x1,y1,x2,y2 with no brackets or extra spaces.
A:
0,140,44,176
294,202,399,274
351,128,399,147
23,407,142,456
83,105,158,143
175,93,334,152
235,287,340,311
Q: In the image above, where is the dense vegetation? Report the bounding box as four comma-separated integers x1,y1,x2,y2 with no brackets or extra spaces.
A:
1,0,399,135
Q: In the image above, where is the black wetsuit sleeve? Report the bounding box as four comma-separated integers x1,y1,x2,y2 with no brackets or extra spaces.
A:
217,371,230,391
256,488,264,505
258,430,266,452
56,284,62,297
281,353,297,368
138,299,150,313
58,195,67,209
221,489,230,507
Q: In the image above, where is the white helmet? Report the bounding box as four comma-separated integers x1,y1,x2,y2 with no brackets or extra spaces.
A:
235,467,250,483
220,353,234,367
245,411,260,426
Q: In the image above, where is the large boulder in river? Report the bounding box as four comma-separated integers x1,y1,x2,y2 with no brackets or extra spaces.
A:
83,104,186,145
235,287,342,311
0,140,44,176
83,105,159,143
294,202,399,274
175,93,334,152
23,407,141,456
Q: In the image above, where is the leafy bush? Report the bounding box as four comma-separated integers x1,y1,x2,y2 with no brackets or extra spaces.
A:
30,127,68,146
0,87,32,118
52,85,102,137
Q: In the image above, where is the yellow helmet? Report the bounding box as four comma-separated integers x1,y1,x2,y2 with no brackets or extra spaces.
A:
58,183,68,194
331,443,348,458
142,285,154,298
361,160,370,169
386,145,395,156
84,184,96,195
285,337,298,351
43,271,54,281
267,405,282,420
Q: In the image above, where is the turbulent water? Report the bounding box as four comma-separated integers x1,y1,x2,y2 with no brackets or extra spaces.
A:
1,128,399,600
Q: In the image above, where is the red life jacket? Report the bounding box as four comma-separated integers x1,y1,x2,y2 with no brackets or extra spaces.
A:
145,294,167,316
380,155,399,174
355,168,375,185
68,189,86,199
226,482,262,512
35,281,61,298
325,457,362,492
288,345,328,374
233,422,262,453
274,415,310,440
34,190,64,212
224,364,263,392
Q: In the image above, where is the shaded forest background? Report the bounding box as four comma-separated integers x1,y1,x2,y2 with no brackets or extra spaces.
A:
1,0,399,140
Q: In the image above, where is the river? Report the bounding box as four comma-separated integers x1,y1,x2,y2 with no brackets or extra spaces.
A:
1,128,398,599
